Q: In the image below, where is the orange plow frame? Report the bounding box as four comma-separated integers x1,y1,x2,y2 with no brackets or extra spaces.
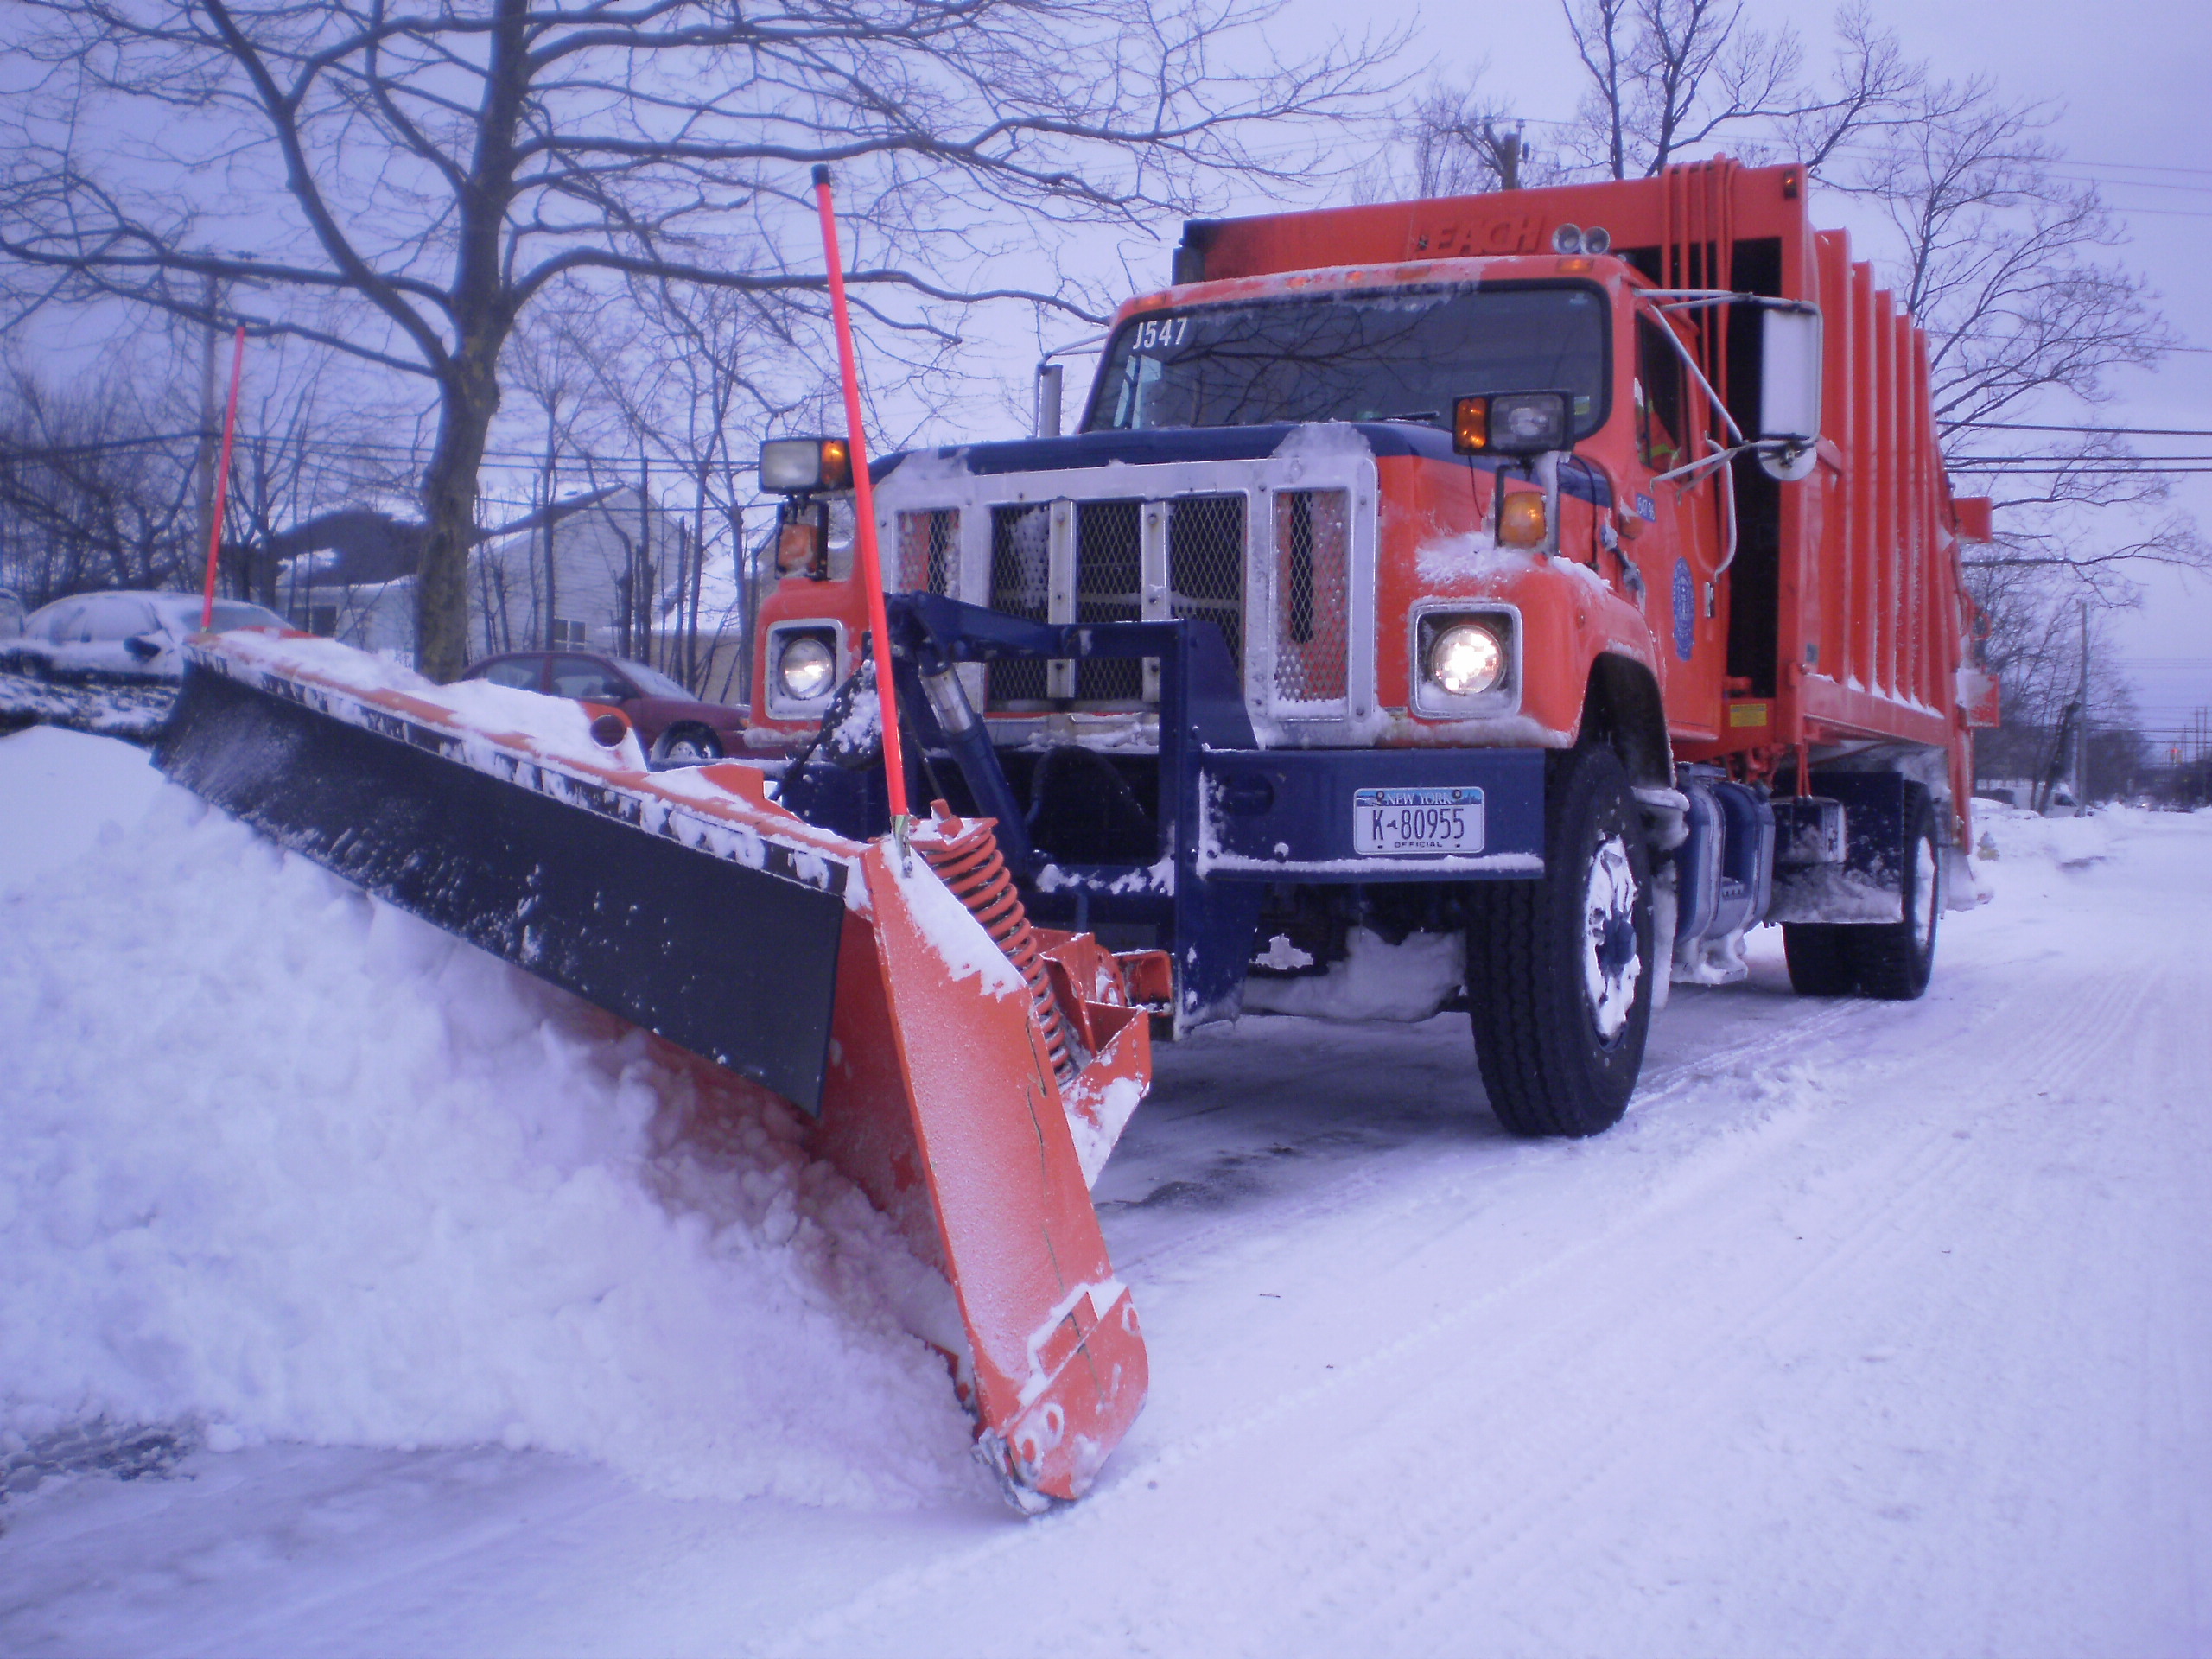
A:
156,632,1158,1509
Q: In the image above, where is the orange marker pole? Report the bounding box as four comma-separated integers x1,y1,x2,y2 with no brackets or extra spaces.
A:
200,324,247,631
811,165,910,829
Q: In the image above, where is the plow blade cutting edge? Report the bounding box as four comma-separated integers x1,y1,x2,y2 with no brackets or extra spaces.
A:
155,632,1153,1508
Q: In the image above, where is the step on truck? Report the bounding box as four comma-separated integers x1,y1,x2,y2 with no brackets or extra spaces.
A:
753,156,1999,1137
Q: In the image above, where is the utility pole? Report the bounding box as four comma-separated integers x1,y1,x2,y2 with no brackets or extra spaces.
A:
2073,600,2090,810
194,270,220,582
1484,120,1525,192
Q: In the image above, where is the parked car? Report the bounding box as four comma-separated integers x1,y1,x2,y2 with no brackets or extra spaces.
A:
1,590,291,680
460,649,749,765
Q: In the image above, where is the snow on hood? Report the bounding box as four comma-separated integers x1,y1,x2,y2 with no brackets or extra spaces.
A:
0,731,982,1510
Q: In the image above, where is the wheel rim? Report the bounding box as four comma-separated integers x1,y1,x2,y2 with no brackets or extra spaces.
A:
1910,833,1940,954
1582,834,1643,1044
664,735,712,763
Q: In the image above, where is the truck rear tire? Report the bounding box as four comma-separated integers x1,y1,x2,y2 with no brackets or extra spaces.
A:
1845,787,1940,1000
1782,923,1858,995
1780,785,1939,1001
1466,744,1655,1138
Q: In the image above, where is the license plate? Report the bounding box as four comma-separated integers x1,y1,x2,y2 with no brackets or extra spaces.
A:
1352,786,1486,855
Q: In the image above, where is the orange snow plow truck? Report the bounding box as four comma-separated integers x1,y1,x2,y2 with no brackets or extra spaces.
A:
157,158,1993,1511
753,156,1998,1140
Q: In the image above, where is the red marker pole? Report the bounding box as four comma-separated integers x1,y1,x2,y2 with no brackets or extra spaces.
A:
200,324,247,631
811,165,911,831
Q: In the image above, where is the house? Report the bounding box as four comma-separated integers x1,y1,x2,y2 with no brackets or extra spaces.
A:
280,486,688,666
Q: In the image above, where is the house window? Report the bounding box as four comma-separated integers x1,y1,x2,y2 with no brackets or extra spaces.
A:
293,605,339,637
550,617,590,648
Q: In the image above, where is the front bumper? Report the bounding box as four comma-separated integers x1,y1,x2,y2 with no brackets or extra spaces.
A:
1198,747,1547,880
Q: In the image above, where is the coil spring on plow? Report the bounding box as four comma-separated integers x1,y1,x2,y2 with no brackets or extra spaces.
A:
916,803,1077,1084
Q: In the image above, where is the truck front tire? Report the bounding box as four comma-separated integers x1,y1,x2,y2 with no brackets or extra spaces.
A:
1466,744,1655,1138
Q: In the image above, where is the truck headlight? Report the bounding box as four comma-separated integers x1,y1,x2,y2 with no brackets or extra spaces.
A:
777,633,836,701
1426,620,1507,697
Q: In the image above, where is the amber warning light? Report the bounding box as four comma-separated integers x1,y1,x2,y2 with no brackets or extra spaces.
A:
1453,391,1570,458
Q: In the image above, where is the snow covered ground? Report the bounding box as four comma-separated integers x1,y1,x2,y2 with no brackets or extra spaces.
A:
3,730,2208,1656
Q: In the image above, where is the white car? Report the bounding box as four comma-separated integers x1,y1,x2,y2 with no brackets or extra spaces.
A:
1,590,291,681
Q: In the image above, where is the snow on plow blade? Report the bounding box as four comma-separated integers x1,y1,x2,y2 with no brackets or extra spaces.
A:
156,632,1154,1507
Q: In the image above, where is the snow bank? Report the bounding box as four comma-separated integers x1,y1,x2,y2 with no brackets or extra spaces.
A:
0,730,982,1510
1971,798,2128,878
0,725,168,897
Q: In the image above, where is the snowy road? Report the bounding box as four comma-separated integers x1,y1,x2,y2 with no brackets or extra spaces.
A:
3,734,2208,1656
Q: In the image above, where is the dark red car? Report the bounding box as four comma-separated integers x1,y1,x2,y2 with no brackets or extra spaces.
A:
461,650,748,765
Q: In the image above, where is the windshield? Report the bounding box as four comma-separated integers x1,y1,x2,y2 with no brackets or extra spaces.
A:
1086,282,1609,440
155,597,289,632
617,658,694,700
207,601,289,632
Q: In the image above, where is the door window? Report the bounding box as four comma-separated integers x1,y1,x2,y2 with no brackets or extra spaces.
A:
1636,315,1688,472
84,597,159,641
480,658,542,690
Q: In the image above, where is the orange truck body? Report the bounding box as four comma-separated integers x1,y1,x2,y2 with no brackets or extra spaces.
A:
1166,157,1993,826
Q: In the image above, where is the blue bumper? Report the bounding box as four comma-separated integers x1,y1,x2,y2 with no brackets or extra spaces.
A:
1198,747,1547,880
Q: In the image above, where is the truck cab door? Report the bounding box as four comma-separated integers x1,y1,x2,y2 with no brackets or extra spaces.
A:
1630,308,1726,738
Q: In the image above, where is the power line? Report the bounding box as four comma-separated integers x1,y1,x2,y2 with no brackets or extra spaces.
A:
1951,421,2212,438
0,429,208,459
0,429,752,473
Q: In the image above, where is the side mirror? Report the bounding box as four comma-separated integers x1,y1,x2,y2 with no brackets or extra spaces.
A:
124,632,162,661
1758,303,1822,481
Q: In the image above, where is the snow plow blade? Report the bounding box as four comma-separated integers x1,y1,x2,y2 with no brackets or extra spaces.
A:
155,632,1154,1507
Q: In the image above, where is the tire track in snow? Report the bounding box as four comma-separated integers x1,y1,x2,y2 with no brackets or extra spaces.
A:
1103,992,1878,1290
766,1001,1936,1656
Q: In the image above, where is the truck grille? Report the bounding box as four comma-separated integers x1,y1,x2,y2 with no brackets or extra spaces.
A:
880,449,1372,732
1273,490,1349,707
977,493,1250,709
988,503,1052,703
1075,499,1143,702
1169,494,1245,672
895,508,958,596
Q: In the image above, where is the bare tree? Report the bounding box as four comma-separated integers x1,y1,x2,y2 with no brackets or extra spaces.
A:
504,296,622,651
1560,0,1915,180
226,340,414,608
582,277,829,694
1840,79,2202,795
0,354,198,604
1389,80,1560,197
1,0,1390,678
1852,84,2199,587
